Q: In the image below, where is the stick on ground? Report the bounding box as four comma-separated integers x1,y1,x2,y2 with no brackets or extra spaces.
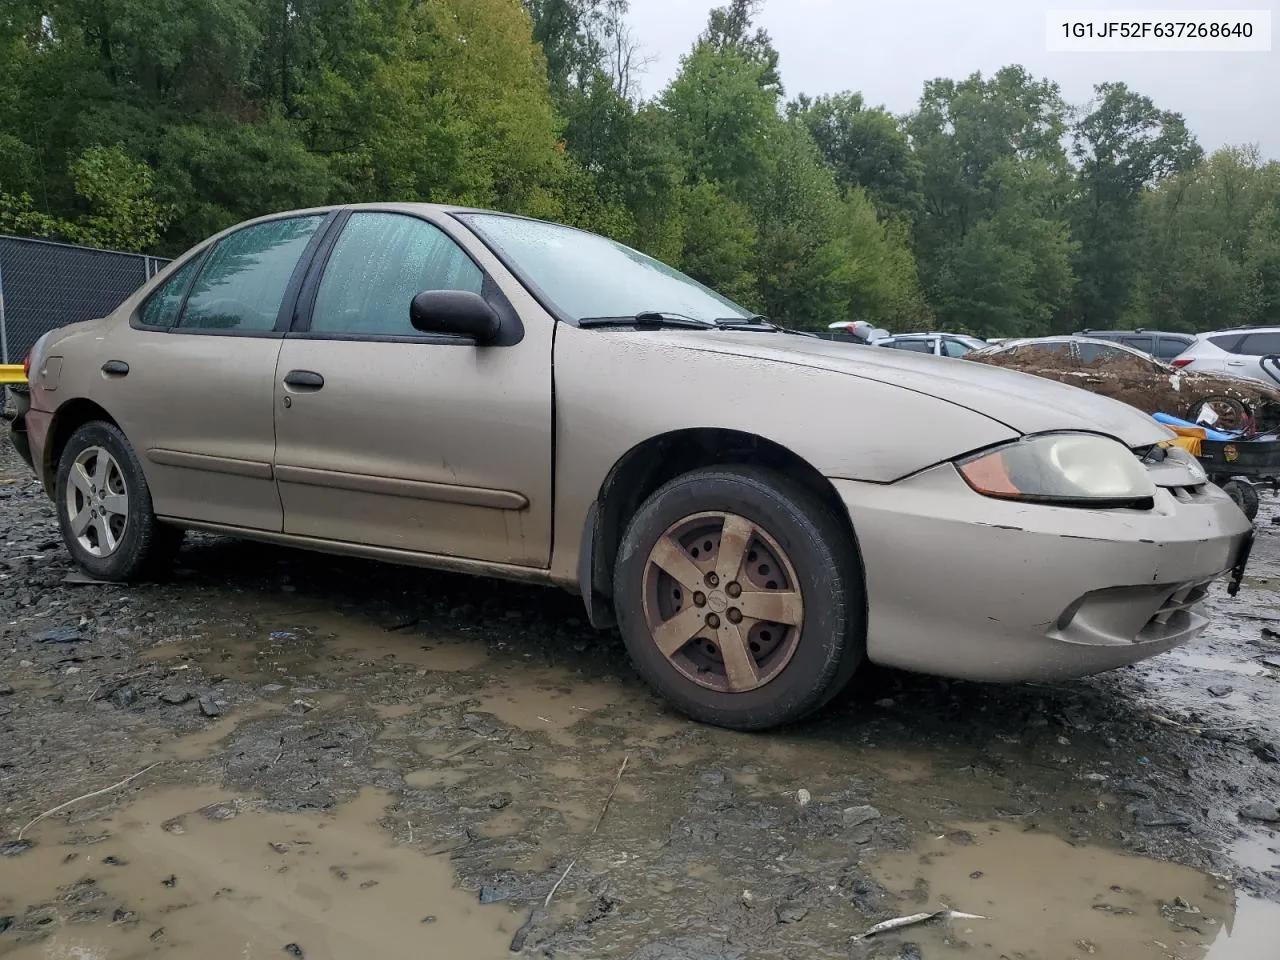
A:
18,762,163,839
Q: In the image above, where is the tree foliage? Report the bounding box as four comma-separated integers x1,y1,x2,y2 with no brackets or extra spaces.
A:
0,0,1273,333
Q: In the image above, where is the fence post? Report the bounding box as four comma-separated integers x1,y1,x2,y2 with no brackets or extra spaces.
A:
0,253,8,364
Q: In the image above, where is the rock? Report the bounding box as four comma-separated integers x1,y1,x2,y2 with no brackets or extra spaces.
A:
162,875,177,888
775,903,808,924
1207,684,1234,698
1250,740,1280,764
421,915,437,924
284,945,304,958
111,907,136,924
0,916,13,933
158,689,192,705
946,830,976,846
197,803,238,822
102,855,128,866
32,626,86,644
796,789,812,808
198,696,222,718
843,805,881,827
847,824,877,845
0,839,34,857
478,885,508,904
488,794,511,810
110,685,139,708
875,698,895,708
0,682,13,695
1239,801,1280,823
1130,803,1192,828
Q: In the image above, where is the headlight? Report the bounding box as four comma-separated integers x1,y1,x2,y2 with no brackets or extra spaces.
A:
957,433,1157,508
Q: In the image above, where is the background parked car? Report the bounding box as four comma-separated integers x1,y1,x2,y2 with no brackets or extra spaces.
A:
1169,326,1280,384
1073,329,1194,361
872,333,987,357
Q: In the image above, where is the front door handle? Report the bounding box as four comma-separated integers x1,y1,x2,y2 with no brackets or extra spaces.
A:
101,360,129,376
283,370,324,389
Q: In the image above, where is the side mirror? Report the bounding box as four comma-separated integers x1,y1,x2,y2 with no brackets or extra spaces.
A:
409,290,501,343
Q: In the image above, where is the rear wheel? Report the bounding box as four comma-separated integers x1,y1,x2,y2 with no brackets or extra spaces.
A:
1223,479,1260,522
613,466,865,731
55,421,184,581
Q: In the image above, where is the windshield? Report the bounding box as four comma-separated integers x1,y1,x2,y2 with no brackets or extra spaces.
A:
457,214,751,325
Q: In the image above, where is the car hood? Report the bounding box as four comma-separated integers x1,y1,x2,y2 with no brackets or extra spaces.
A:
643,331,1176,448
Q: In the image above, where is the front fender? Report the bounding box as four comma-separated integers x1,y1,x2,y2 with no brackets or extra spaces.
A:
549,326,1017,585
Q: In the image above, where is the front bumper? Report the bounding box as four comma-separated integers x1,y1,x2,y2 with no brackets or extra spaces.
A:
835,463,1254,682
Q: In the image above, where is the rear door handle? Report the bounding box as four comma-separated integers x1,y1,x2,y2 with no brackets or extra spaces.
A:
283,370,324,389
101,360,129,376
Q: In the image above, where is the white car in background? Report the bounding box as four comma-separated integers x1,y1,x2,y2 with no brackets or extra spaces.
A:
1171,326,1280,384
873,333,988,358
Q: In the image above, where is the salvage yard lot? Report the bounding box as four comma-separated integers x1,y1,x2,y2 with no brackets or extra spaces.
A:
1,439,1279,959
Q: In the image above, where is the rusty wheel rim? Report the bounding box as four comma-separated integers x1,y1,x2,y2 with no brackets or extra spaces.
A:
640,511,805,694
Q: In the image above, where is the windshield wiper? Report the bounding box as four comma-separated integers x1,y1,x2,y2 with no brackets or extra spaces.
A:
713,316,818,337
579,311,715,330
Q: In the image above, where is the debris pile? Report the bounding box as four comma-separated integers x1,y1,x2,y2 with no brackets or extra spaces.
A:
969,349,1280,432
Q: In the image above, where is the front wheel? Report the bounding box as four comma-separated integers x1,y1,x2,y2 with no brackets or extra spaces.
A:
613,466,865,731
1223,479,1260,522
54,420,184,581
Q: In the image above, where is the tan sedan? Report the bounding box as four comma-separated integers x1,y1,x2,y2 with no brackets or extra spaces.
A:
11,204,1254,729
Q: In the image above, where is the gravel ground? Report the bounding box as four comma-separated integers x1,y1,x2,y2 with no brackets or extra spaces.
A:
1,434,1278,959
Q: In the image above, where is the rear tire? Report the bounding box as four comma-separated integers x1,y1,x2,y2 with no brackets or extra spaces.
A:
613,466,866,731
54,421,184,582
1223,479,1260,522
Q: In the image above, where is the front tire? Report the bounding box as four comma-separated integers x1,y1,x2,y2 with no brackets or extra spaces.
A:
1223,479,1260,522
54,421,183,581
613,466,865,731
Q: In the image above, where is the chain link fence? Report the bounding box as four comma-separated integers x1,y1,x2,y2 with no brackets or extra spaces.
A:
0,235,169,364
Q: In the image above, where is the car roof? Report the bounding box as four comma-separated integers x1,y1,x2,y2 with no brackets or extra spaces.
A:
980,335,1171,366
1193,325,1280,337
1074,329,1191,337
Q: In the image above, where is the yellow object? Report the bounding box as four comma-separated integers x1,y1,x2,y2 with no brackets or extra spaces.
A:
0,365,26,385
1160,427,1205,457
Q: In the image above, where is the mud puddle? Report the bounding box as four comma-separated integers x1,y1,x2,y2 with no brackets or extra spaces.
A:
0,786,521,959
868,822,1269,958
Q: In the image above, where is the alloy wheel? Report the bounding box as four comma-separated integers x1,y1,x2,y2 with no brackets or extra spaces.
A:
65,445,129,557
640,511,804,693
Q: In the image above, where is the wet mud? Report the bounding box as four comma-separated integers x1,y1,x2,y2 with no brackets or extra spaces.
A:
1,444,1279,959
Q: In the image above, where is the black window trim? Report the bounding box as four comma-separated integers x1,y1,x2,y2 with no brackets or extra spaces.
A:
289,208,524,348
130,243,216,333
166,210,338,339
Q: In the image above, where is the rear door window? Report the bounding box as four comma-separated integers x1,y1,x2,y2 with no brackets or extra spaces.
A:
1239,332,1280,356
1077,343,1128,364
1119,336,1153,354
1154,337,1191,359
890,339,934,354
178,216,325,332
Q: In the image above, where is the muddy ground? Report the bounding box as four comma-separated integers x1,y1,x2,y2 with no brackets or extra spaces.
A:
1,440,1279,960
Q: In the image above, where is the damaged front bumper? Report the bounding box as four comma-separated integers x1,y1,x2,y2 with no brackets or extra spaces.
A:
835,462,1254,682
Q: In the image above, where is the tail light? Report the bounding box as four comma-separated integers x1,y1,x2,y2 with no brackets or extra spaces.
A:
1170,358,1193,369
22,351,31,378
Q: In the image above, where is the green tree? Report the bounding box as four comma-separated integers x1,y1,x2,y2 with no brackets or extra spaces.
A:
789,92,922,221
1066,82,1201,330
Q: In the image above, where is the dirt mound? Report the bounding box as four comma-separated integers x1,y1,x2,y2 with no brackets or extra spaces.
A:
971,351,1280,433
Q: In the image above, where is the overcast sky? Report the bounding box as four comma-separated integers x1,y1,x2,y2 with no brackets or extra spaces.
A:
626,0,1278,158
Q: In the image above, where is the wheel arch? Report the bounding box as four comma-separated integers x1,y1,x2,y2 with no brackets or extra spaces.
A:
577,427,863,628
42,398,120,493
